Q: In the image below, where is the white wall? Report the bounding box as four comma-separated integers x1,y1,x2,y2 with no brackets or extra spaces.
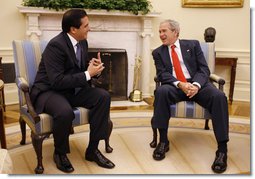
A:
0,0,251,104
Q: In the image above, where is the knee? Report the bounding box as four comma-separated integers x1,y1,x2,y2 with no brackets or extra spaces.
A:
100,89,111,101
213,90,227,101
54,108,74,123
155,85,170,98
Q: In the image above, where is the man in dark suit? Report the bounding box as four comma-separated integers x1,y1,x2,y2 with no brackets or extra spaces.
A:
30,9,115,173
151,19,229,173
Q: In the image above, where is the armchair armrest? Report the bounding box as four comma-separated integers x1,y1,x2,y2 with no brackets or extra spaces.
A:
154,74,225,92
15,77,40,123
209,74,225,91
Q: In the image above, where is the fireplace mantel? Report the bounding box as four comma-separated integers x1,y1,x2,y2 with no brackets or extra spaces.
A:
18,6,160,98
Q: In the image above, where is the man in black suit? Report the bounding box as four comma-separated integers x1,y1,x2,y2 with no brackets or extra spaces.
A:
151,19,229,173
30,9,115,173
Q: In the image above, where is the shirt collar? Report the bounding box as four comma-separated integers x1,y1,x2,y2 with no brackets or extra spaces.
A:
171,39,180,49
67,33,78,48
168,39,180,51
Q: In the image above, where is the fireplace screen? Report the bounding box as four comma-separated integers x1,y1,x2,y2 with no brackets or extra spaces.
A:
88,48,128,101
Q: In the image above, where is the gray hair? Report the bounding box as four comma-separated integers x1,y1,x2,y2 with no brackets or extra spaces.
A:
160,19,180,36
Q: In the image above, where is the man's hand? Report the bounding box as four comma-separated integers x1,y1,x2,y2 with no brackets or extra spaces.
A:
178,82,199,98
87,52,105,77
186,84,199,98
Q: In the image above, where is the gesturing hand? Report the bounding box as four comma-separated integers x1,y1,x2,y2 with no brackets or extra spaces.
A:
88,52,105,77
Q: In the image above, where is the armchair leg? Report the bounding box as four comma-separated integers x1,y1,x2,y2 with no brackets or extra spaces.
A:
31,132,50,174
204,119,210,130
105,118,113,153
19,116,26,145
150,117,158,148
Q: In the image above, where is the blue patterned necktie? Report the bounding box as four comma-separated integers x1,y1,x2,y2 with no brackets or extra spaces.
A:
76,43,81,68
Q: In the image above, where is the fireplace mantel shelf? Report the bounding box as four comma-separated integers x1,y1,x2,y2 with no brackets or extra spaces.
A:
18,5,161,18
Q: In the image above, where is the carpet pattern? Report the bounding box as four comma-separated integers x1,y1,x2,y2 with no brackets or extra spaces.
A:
8,126,250,174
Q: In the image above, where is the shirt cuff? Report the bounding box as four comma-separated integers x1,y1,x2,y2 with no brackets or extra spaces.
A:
173,81,180,88
85,71,91,81
192,82,201,89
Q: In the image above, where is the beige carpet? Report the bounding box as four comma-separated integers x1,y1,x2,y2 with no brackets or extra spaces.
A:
8,126,250,174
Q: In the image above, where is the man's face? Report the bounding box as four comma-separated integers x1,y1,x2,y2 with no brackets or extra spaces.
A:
73,16,90,41
159,22,178,46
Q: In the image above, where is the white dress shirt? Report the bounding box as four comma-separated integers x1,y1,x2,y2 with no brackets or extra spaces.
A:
169,39,201,89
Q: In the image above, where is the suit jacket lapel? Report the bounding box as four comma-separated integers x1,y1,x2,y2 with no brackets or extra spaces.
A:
63,33,82,69
179,40,192,74
162,45,172,71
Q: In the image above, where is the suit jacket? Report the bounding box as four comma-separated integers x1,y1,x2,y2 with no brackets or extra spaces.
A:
30,32,90,112
152,39,210,88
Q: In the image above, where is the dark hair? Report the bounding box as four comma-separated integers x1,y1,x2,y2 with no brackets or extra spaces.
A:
62,9,87,33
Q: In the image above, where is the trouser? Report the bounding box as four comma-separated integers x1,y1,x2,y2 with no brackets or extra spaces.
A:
152,82,229,143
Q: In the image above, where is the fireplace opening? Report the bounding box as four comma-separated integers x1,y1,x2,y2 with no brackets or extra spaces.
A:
88,48,128,101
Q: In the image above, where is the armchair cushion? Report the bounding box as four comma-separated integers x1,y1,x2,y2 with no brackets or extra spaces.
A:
170,101,211,119
20,105,89,134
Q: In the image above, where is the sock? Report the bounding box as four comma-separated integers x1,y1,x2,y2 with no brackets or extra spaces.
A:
218,141,228,153
87,140,99,153
159,128,168,143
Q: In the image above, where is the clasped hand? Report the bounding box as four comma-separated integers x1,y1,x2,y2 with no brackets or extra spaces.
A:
178,82,199,98
87,52,105,77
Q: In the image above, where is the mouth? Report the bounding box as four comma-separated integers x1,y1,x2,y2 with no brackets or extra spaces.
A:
160,36,167,42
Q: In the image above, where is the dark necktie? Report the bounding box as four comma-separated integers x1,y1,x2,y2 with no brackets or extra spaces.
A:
76,43,81,68
171,45,187,82
75,43,82,95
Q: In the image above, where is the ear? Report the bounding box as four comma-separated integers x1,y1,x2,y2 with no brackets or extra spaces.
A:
70,27,77,34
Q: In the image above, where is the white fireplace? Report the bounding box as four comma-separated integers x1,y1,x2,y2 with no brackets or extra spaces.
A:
18,6,160,98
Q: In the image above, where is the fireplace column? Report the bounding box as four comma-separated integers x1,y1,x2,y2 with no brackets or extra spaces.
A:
26,13,41,40
140,18,153,98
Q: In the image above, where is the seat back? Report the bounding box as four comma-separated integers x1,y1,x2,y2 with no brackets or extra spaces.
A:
12,40,48,106
199,42,215,73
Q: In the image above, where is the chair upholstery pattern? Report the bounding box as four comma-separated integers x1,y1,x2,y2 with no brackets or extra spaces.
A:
12,40,113,174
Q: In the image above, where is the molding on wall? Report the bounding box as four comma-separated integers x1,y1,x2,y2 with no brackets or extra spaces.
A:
216,48,250,64
0,48,14,63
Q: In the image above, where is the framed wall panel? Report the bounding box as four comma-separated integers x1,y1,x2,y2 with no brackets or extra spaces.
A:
182,0,244,8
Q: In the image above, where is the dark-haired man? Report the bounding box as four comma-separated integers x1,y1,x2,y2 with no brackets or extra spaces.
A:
30,9,115,173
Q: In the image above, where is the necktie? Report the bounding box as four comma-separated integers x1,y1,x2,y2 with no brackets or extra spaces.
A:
76,43,81,68
75,43,82,95
171,45,187,82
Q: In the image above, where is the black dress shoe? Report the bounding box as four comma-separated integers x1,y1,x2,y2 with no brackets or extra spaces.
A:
85,149,115,169
211,151,227,173
53,153,74,173
153,142,169,161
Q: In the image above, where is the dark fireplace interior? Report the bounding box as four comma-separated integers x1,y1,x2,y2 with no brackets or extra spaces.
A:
88,48,128,101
